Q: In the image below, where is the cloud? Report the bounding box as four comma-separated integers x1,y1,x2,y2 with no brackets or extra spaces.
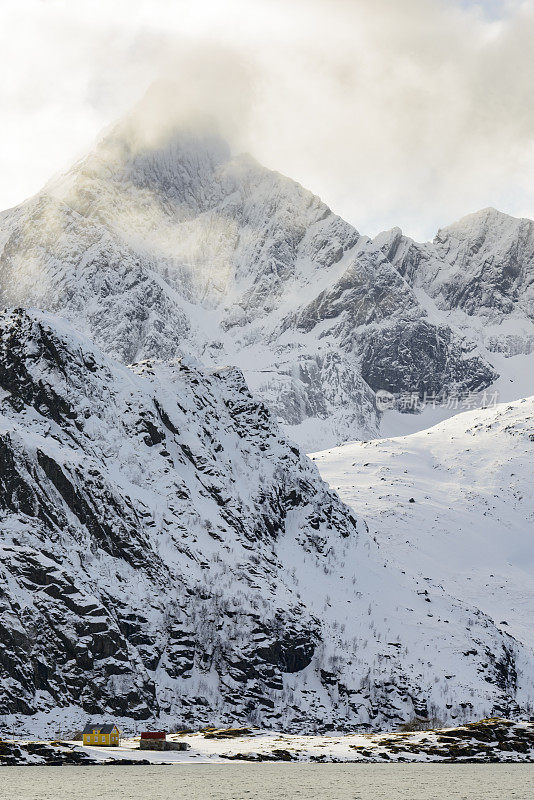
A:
0,0,534,239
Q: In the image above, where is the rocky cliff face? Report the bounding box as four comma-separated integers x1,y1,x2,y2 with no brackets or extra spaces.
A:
0,307,355,727
0,308,530,734
0,90,499,449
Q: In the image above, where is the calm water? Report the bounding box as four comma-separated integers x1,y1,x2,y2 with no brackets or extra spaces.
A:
0,764,533,800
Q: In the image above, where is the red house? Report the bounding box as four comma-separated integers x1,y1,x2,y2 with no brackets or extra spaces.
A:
139,730,190,752
140,731,167,750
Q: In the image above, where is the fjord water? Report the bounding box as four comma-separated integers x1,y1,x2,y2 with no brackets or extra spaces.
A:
2,765,533,800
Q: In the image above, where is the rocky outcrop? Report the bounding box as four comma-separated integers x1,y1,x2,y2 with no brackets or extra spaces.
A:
0,740,96,766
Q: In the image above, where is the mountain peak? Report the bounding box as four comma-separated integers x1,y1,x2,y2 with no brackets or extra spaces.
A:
435,206,529,243
47,86,233,209
118,79,231,153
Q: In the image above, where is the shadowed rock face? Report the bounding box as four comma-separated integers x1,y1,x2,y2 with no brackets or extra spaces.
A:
358,319,495,396
0,308,530,734
0,99,498,449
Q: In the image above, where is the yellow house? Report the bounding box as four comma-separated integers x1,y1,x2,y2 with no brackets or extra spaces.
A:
82,723,121,746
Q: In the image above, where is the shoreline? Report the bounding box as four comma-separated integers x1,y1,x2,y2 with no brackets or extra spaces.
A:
1,719,533,767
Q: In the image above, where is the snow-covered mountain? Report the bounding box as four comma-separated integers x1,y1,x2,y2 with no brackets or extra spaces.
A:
0,86,506,451
314,396,534,681
0,86,533,736
1,308,531,734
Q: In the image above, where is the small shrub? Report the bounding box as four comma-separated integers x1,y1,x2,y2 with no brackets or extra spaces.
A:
398,715,443,732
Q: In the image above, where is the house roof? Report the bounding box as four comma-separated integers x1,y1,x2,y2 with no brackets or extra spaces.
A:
83,724,97,734
82,723,120,734
100,724,119,734
140,731,166,739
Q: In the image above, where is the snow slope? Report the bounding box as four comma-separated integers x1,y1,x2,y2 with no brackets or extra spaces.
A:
314,397,534,664
0,308,531,734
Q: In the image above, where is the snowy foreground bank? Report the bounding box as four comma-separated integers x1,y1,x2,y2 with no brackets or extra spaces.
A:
1,720,533,765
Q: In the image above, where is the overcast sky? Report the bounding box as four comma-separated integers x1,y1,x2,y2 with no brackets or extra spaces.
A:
0,0,533,239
